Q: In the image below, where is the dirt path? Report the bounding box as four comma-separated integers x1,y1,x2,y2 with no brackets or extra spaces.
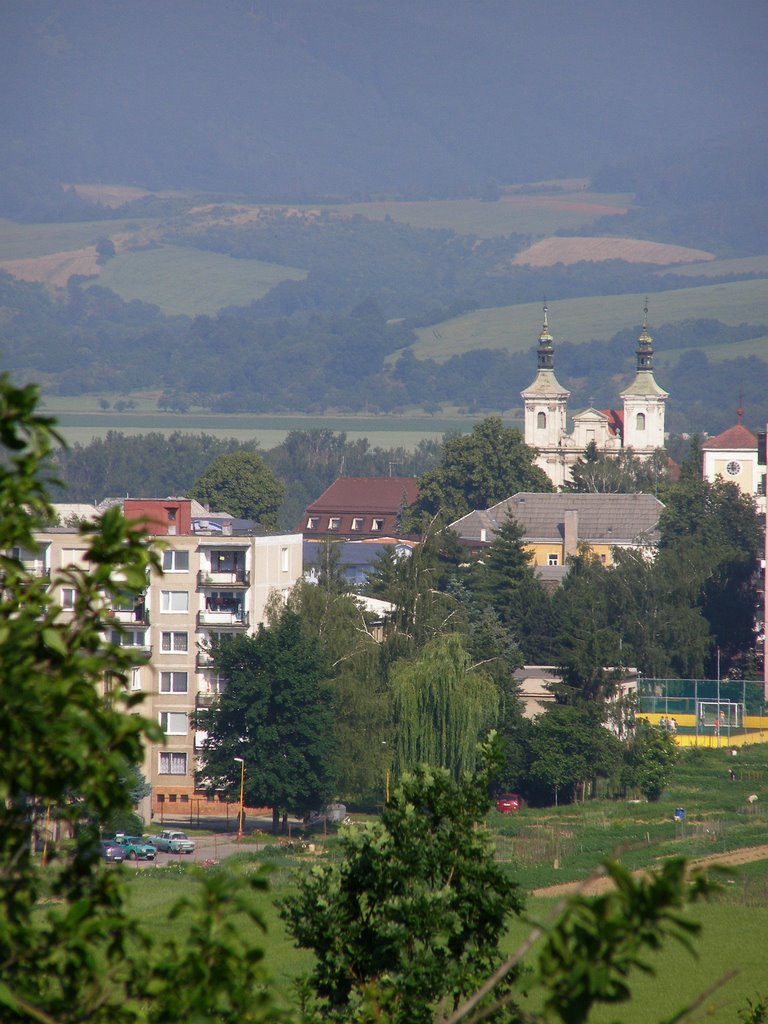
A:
532,843,768,897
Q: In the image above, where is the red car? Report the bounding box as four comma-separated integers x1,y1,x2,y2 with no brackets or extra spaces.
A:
495,793,521,813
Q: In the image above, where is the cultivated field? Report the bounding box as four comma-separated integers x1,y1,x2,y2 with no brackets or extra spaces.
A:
95,246,307,316
41,403,495,450
411,279,768,362
512,235,715,267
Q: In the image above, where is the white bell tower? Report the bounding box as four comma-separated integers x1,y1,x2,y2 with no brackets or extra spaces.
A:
620,303,668,454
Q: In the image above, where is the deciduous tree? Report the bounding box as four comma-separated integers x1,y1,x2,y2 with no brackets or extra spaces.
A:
189,449,285,527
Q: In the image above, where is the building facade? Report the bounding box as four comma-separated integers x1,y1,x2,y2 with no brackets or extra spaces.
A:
701,412,766,515
521,305,668,488
27,498,302,818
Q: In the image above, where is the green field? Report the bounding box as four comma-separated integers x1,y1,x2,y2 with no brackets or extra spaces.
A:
411,279,768,362
313,190,634,239
0,217,156,260
94,245,307,316
41,403,506,449
120,746,768,1022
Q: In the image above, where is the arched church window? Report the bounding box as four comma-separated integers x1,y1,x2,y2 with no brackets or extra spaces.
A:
636,412,646,431
537,411,546,429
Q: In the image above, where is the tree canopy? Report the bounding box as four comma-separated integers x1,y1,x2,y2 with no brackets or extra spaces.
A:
198,610,337,831
407,417,553,525
188,449,285,527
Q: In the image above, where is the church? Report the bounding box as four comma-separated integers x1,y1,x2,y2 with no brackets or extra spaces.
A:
521,305,668,489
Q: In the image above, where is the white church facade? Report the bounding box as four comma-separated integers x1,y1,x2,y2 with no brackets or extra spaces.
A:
521,305,668,489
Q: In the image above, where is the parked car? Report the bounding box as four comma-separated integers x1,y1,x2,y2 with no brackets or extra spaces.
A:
149,829,195,854
495,793,522,814
99,840,125,863
113,834,156,860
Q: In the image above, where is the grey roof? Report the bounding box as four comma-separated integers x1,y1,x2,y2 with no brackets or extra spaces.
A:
451,492,663,546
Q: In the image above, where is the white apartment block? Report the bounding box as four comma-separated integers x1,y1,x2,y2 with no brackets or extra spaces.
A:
25,497,302,820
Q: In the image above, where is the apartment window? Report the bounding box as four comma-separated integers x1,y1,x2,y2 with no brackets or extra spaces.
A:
636,412,646,431
111,629,146,648
159,711,187,735
61,587,76,609
281,546,289,572
371,518,384,532
161,631,188,652
161,590,189,613
160,671,188,694
130,667,142,691
548,553,559,566
306,516,319,530
351,517,364,531
537,411,546,429
328,517,341,531
209,673,228,694
162,549,189,572
159,752,187,775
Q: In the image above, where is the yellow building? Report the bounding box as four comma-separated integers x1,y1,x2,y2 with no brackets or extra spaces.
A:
450,492,663,583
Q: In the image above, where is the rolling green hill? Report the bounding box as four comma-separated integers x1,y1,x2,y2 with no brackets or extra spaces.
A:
411,279,768,362
94,245,307,316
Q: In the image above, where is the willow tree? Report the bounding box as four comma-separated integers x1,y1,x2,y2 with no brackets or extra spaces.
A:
390,633,499,781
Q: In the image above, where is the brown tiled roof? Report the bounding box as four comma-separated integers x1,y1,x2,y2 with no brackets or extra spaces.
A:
300,477,419,538
701,424,757,451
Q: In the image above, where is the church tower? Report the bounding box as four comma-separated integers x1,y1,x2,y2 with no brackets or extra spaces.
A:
620,303,668,454
521,306,570,487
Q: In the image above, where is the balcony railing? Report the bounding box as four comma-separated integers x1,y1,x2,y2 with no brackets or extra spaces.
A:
107,607,151,626
196,650,214,669
197,569,250,588
196,609,249,629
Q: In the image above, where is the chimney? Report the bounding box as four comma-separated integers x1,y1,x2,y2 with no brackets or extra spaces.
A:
564,509,579,559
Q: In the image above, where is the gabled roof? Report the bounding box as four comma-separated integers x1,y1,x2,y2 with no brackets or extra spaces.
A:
301,477,419,538
701,424,757,451
305,477,419,514
451,491,663,546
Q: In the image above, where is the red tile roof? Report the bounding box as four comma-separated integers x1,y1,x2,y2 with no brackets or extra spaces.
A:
701,424,757,451
599,408,624,438
300,477,419,537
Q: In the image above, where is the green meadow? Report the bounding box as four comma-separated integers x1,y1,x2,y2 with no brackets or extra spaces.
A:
0,217,156,260
410,279,768,362
122,746,768,1020
95,245,307,316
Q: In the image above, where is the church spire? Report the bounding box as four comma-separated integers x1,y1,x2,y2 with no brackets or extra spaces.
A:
537,303,555,370
636,298,654,372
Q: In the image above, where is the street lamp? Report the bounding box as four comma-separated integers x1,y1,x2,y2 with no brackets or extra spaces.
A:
233,757,245,840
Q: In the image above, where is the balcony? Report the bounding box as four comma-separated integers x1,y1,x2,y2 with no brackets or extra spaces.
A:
195,693,220,711
197,569,250,588
196,609,249,629
196,650,215,669
107,606,151,627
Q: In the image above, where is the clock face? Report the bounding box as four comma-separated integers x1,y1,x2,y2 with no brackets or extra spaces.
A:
726,460,741,476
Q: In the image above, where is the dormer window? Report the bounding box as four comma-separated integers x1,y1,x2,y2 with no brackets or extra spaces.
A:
351,517,364,531
306,516,319,530
328,517,341,531
371,518,384,531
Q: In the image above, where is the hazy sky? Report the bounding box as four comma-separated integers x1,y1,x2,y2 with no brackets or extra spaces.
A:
2,0,767,193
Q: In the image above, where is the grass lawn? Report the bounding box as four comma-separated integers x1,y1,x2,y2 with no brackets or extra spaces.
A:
411,279,768,361
120,747,768,1018
94,245,307,316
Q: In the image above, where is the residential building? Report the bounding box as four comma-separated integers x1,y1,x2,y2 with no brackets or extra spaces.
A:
521,304,668,488
300,476,418,539
27,498,302,818
450,491,663,583
303,538,415,589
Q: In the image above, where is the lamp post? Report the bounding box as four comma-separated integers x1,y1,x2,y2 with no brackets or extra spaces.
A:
234,757,245,841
